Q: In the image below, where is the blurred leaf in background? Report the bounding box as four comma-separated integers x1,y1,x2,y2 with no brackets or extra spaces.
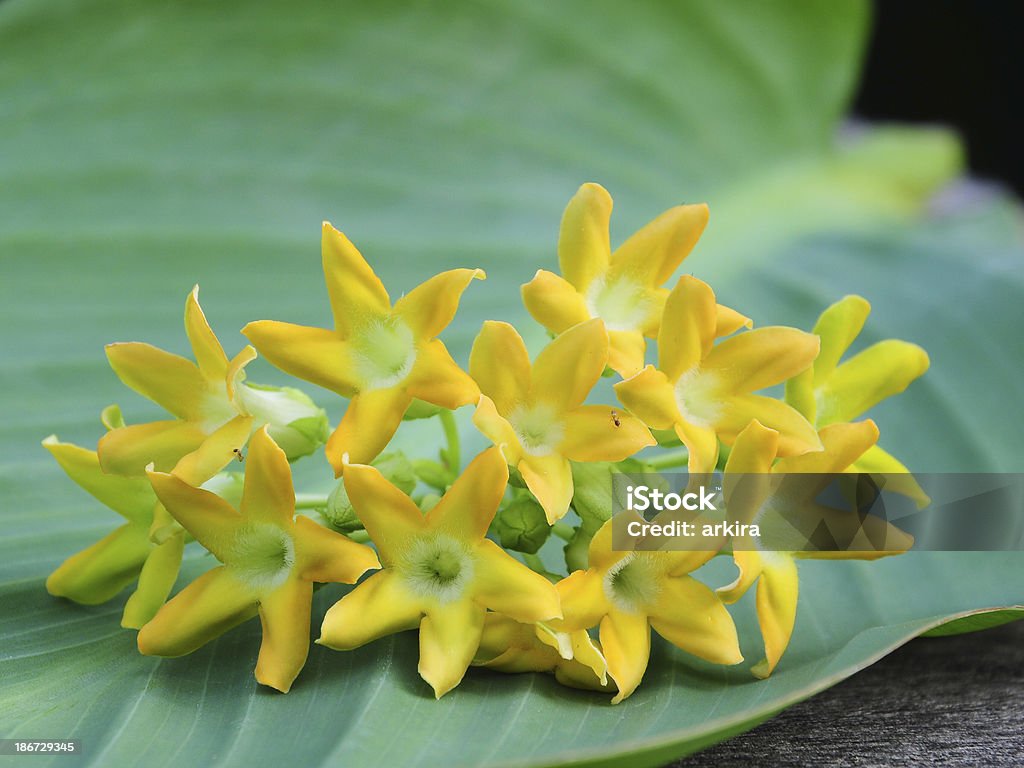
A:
1,1,1021,766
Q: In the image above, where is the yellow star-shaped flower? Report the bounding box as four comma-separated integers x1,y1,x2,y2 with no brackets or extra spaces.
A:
614,275,822,474
142,427,379,693
553,520,742,703
470,318,655,523
44,405,245,629
521,183,750,377
718,418,914,678
99,286,327,477
785,295,930,506
243,222,484,473
317,447,562,699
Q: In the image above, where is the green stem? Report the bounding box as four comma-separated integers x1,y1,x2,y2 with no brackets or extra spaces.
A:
439,408,461,472
347,529,371,543
551,522,575,541
645,448,690,471
295,493,330,510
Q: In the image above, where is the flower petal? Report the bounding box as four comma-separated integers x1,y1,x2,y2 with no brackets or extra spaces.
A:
239,426,294,526
812,294,871,383
724,419,779,475
427,446,508,540
530,318,608,411
648,577,743,665
45,523,152,605
225,345,257,401
674,419,720,475
521,269,591,334
472,395,524,463
657,276,717,380
293,515,380,584
171,414,253,486
105,342,206,420
519,452,574,524
471,539,561,622
751,556,799,678
715,303,753,338
241,320,358,397
185,285,229,380
418,597,486,698
585,518,632,572
606,330,648,378
147,468,243,561
610,203,709,287
394,268,485,338
321,221,391,335
255,576,313,693
318,571,423,650
553,569,609,631
558,182,612,291
559,405,654,462
614,365,680,430
326,387,411,472
784,367,816,423
42,436,155,525
121,532,185,629
600,608,651,704
98,420,207,475
469,321,531,413
717,395,821,457
717,549,764,604
702,327,820,395
405,339,479,410
137,566,258,657
819,340,930,424
851,443,930,508
775,419,878,474
340,460,424,564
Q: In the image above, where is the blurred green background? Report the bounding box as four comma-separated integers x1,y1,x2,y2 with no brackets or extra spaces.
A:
1,1,1021,766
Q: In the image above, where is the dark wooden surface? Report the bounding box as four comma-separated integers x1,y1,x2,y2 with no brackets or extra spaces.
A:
673,620,1023,767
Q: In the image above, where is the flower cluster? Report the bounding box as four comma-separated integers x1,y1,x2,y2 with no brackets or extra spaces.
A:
44,183,928,700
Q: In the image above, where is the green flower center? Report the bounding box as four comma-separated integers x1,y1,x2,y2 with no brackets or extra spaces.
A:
228,523,295,592
585,276,651,332
508,402,563,455
352,317,416,389
401,534,474,604
674,366,722,428
603,554,661,613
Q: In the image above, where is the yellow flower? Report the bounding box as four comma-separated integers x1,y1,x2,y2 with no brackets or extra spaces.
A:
243,222,483,473
785,295,930,506
553,519,742,703
44,405,243,629
521,183,750,377
470,318,655,523
99,286,327,477
718,419,914,679
614,275,822,474
472,613,612,693
317,447,561,699
141,427,379,693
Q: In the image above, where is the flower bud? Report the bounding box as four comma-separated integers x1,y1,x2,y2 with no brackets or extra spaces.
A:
494,492,550,554
235,382,329,461
325,452,418,532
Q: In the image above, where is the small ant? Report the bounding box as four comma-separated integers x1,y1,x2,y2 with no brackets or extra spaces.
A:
232,448,245,463
610,410,621,428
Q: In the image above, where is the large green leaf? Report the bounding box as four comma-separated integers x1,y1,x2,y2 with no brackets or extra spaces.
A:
1,1,1021,766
